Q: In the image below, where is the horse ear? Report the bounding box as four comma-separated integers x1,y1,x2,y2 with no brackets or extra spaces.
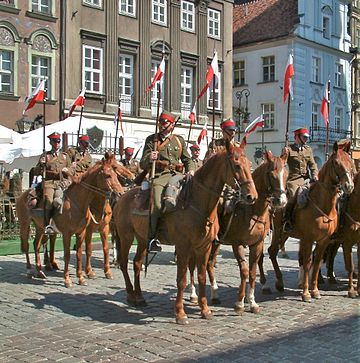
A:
343,141,351,153
240,136,247,149
281,147,289,162
264,150,273,161
333,142,339,153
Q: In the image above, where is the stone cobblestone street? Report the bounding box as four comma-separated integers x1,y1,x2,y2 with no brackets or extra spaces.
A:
0,238,359,362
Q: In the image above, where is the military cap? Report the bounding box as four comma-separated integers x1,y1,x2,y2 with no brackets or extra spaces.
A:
294,127,309,137
125,146,135,154
48,132,61,140
190,143,200,150
79,134,89,142
159,111,177,124
220,118,237,131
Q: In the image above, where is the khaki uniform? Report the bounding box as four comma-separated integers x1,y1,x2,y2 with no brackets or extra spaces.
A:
66,147,93,175
204,138,240,162
286,143,318,198
140,133,195,238
191,157,203,171
122,159,141,176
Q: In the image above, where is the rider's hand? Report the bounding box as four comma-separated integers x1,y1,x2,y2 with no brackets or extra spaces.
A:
151,151,159,161
187,170,195,177
313,175,318,181
40,156,46,165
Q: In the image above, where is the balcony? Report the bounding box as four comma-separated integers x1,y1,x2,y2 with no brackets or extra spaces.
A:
310,126,352,144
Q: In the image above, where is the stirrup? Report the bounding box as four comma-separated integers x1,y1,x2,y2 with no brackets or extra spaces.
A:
44,225,56,235
147,238,162,253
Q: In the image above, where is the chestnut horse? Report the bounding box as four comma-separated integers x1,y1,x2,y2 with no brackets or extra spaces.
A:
188,150,288,313
320,172,360,298
16,152,123,287
112,140,258,324
265,143,354,302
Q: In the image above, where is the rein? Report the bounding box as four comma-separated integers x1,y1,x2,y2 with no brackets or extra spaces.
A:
307,194,335,223
344,211,360,229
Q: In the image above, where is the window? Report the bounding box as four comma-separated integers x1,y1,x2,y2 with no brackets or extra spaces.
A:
323,16,330,39
119,54,134,115
180,66,193,119
181,1,194,32
151,59,165,116
312,103,320,129
207,71,221,110
262,56,275,82
233,60,245,87
0,50,13,93
152,0,167,25
31,55,50,97
0,0,15,6
334,107,342,131
32,0,51,14
261,103,275,129
312,56,321,83
83,45,103,94
83,0,101,7
208,8,220,39
357,114,360,137
119,0,135,16
335,63,343,88
356,28,360,48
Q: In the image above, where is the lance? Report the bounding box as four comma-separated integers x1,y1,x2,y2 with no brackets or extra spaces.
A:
285,95,291,147
325,80,330,160
211,76,216,140
42,88,47,232
76,102,84,145
114,98,121,157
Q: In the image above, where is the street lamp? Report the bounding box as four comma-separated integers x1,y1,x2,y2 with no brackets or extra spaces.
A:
235,88,251,141
16,115,33,134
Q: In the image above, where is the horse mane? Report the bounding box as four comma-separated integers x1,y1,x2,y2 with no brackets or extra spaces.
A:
195,151,227,180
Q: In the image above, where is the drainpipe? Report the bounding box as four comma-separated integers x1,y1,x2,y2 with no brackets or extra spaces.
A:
59,0,66,120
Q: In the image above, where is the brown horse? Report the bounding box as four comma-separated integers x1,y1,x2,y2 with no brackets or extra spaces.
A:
16,152,123,287
112,140,258,324
320,172,360,298
265,143,354,302
188,150,288,313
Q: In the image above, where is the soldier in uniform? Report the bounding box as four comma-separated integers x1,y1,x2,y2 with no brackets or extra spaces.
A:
66,134,93,175
122,146,141,176
189,143,203,170
140,110,195,252
283,127,319,232
34,132,72,234
204,118,239,161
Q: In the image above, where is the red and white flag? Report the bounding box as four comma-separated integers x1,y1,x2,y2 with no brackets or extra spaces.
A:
114,105,124,135
283,53,294,103
244,115,264,136
321,82,329,128
23,80,46,114
65,88,86,118
198,50,220,99
197,121,208,145
189,102,197,124
146,57,165,93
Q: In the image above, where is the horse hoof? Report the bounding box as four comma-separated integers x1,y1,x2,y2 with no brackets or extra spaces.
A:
45,264,52,272
78,277,87,286
26,269,34,278
348,290,358,299
176,316,189,325
126,297,137,306
302,294,312,303
275,281,284,292
189,297,198,305
201,311,213,320
87,271,96,279
64,280,73,288
311,290,321,300
37,270,47,279
52,262,60,271
135,299,147,307
250,305,260,314
262,286,272,295
211,298,221,305
234,303,245,316
105,271,113,279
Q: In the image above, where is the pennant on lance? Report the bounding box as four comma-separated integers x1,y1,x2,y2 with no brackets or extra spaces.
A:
197,121,208,145
146,57,165,93
244,115,264,136
65,88,86,118
23,80,46,114
321,81,329,128
198,50,219,99
283,53,294,103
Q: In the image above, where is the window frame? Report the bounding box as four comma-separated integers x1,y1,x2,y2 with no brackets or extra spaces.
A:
180,65,193,119
0,49,14,93
208,8,220,39
119,53,134,115
152,0,167,26
207,71,221,110
31,0,51,14
334,107,342,131
233,60,245,87
31,54,51,98
83,0,102,8
261,103,275,130
262,56,275,82
150,58,165,116
335,62,343,88
119,0,135,17
181,0,195,32
311,56,321,83
311,102,320,130
82,44,104,94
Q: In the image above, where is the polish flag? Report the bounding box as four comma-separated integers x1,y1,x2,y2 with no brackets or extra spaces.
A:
321,82,329,128
244,115,265,136
114,105,124,135
189,102,197,124
146,57,165,93
198,50,220,99
197,122,208,145
65,88,86,118
23,80,46,114
283,53,294,103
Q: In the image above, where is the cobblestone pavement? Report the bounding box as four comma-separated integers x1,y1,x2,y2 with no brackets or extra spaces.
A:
0,237,359,363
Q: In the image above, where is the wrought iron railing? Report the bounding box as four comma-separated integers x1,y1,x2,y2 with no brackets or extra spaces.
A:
310,126,352,144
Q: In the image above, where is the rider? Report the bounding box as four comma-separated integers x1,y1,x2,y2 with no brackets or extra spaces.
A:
122,146,141,176
283,127,319,232
35,132,72,234
189,143,203,170
140,110,195,252
66,134,93,175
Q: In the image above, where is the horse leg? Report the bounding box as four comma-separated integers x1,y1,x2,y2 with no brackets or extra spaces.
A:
100,222,112,279
188,251,198,304
357,242,360,295
62,233,73,288
247,242,263,314
34,230,46,279
175,245,191,325
326,241,340,284
310,240,330,299
20,220,33,277
299,239,313,302
132,241,147,306
232,244,248,315
43,235,51,270
49,234,60,270
209,243,221,305
343,242,358,298
76,231,87,286
258,249,271,294
84,225,96,279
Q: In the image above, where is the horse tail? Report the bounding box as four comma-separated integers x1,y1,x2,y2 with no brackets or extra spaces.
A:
16,190,32,253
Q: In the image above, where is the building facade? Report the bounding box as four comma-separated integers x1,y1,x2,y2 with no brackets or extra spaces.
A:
0,0,61,131
233,0,352,167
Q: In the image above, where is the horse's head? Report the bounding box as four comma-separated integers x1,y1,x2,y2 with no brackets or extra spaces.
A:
226,137,258,205
263,150,288,208
113,160,135,188
322,142,354,195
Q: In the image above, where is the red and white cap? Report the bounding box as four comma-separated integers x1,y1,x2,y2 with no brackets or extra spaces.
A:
79,134,90,142
48,132,61,140
159,111,176,124
294,128,309,137
220,118,237,131
190,143,200,150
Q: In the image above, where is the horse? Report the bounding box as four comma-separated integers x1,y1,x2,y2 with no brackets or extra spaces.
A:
16,152,123,287
319,172,360,298
188,150,288,314
265,142,354,302
112,139,258,324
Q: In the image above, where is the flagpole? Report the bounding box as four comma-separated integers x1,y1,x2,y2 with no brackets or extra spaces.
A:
114,98,120,156
42,92,47,231
261,124,265,157
211,77,216,140
76,105,84,145
325,80,330,160
285,96,291,147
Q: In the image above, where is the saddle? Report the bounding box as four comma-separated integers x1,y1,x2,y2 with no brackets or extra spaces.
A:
296,182,310,209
